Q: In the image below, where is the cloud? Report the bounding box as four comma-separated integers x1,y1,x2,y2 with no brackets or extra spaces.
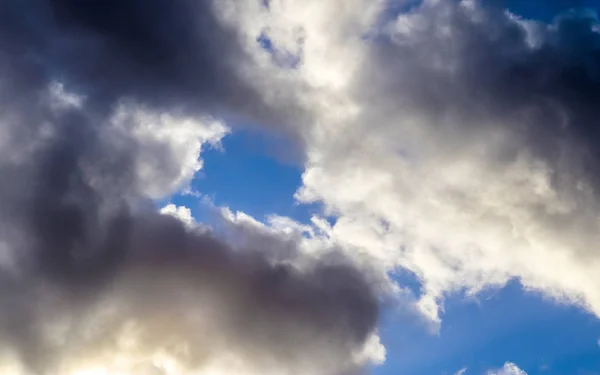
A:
0,210,380,375
0,0,383,374
111,103,229,198
238,0,600,323
18,0,255,114
455,367,468,375
487,362,528,375
160,204,197,229
3,0,600,372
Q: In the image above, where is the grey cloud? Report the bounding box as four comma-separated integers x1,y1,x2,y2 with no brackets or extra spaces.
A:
361,2,600,175
0,0,252,115
353,2,600,246
0,0,380,373
0,212,378,374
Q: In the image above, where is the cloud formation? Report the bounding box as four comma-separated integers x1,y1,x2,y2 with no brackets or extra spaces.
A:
3,0,600,372
0,211,379,375
0,0,382,374
239,0,600,323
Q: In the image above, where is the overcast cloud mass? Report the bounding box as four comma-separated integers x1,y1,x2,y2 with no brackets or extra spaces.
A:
1,0,600,374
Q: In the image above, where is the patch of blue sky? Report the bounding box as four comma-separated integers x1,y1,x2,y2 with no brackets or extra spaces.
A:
502,0,599,22
163,129,322,226
256,30,303,69
375,279,600,375
366,0,599,37
390,265,424,300
360,0,422,43
377,0,422,24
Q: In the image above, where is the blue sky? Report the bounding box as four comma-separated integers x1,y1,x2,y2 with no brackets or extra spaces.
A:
504,0,599,21
377,281,600,375
162,129,318,224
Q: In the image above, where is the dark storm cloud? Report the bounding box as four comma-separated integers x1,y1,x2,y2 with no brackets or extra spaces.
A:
360,2,600,186
0,0,265,280
0,212,379,374
0,0,379,373
0,0,260,115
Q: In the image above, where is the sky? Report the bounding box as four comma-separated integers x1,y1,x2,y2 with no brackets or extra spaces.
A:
1,0,600,375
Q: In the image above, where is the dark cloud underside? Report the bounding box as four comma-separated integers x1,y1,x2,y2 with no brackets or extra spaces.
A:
0,0,379,374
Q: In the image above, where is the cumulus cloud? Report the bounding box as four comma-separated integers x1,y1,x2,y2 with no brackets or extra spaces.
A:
235,0,600,324
160,204,197,229
3,0,600,372
0,209,380,375
111,104,229,198
0,0,383,374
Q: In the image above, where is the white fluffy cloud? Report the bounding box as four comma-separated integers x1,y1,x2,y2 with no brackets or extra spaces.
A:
111,103,229,199
212,0,600,326
160,204,196,228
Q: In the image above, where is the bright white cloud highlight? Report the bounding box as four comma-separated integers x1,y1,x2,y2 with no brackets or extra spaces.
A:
160,204,196,228
111,103,229,199
487,362,527,375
